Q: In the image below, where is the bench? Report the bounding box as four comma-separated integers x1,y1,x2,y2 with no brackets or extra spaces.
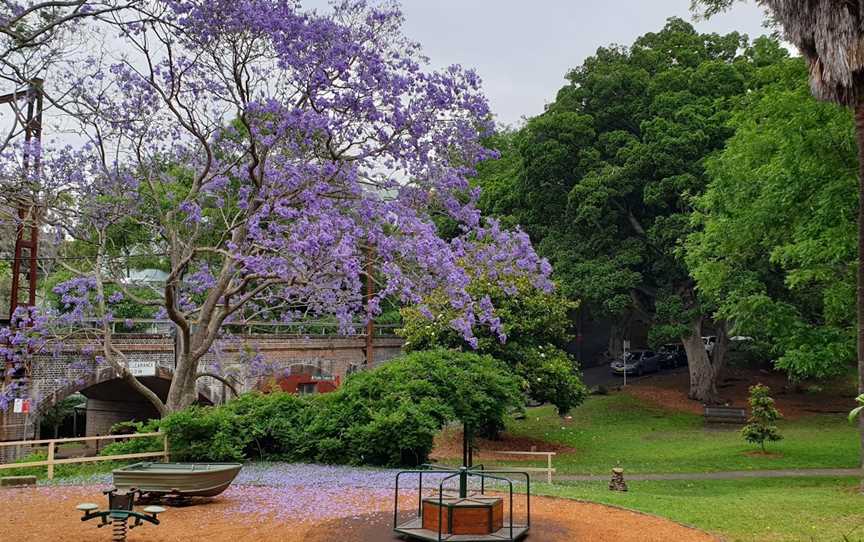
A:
1,475,37,487
704,406,747,425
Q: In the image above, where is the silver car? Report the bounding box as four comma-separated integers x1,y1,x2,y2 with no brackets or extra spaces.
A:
611,350,661,376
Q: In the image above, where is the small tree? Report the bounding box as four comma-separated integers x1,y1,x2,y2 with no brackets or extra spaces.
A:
741,384,783,452
39,394,84,438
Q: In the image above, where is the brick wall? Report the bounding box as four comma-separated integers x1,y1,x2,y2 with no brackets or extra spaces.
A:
85,398,160,437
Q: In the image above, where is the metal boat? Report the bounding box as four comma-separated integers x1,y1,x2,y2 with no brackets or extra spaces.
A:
112,462,242,497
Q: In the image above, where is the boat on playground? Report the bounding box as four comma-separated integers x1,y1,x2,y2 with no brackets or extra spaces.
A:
112,462,242,498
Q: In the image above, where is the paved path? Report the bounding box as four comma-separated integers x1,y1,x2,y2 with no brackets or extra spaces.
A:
557,468,862,482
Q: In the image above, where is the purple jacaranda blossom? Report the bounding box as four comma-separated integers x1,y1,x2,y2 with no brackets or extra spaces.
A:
0,0,553,413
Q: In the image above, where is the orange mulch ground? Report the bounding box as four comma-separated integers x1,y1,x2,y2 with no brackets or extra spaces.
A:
624,367,856,419
0,485,718,542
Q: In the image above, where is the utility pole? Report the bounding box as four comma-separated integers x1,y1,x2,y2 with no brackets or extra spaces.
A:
1,79,43,448
3,78,43,318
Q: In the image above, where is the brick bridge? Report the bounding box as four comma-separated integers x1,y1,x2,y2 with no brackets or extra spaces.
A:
0,329,403,447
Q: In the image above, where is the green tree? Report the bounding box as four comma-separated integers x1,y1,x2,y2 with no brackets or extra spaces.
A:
687,57,857,381
475,20,788,402
39,395,84,438
400,274,586,415
741,383,783,452
695,0,864,492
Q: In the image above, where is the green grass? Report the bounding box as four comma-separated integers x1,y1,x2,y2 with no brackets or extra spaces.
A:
532,477,864,542
503,394,859,474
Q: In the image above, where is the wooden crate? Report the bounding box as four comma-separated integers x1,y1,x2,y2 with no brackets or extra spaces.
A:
421,496,503,535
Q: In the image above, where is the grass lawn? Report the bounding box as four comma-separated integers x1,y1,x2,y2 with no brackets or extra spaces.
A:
533,477,864,542
502,393,859,474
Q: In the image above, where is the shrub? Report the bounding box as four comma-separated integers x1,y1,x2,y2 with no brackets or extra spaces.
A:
741,383,783,452
307,349,522,465
160,404,249,462
100,420,162,456
515,345,587,415
161,349,523,467
224,391,312,460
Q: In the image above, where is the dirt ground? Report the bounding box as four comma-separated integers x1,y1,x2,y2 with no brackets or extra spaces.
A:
624,367,856,419
0,485,718,542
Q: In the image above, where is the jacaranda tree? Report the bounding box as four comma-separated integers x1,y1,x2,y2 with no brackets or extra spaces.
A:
0,0,552,415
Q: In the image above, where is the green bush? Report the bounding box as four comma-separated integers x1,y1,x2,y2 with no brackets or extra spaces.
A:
100,420,163,457
305,349,521,465
516,345,588,415
399,274,587,415
160,404,249,462
161,349,523,467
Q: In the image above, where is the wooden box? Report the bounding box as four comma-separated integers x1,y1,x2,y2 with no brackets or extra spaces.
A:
421,496,504,535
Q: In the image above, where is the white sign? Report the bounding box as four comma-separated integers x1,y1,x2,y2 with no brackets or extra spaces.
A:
12,398,30,414
129,361,157,377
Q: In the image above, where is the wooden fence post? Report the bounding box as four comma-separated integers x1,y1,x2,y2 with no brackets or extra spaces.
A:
163,433,169,462
547,453,552,484
46,441,55,480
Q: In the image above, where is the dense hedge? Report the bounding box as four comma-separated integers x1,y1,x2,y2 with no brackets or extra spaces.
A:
159,349,522,467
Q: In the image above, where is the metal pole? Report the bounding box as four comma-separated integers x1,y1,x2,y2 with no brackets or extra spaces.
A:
623,340,629,387
365,249,374,366
460,423,470,498
7,78,42,317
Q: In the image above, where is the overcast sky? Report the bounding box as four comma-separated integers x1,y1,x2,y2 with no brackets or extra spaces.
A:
316,0,771,126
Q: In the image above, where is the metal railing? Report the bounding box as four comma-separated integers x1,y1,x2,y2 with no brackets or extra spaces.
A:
49,318,401,338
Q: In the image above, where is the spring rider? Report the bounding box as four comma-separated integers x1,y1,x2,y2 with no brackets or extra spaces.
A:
75,487,165,542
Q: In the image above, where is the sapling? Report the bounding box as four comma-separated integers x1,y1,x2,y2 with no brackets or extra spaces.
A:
741,384,783,453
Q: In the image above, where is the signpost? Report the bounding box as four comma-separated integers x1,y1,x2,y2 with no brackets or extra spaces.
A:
12,398,29,414
128,361,156,377
622,340,630,387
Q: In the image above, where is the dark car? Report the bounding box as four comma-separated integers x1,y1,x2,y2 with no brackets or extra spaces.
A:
610,350,662,376
658,343,687,369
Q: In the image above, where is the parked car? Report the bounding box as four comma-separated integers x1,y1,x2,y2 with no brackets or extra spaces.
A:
658,343,687,368
610,350,662,376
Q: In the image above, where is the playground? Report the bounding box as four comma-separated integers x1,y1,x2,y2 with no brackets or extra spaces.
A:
0,464,716,542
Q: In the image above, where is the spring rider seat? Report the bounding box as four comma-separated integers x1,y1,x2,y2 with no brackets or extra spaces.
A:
75,487,165,542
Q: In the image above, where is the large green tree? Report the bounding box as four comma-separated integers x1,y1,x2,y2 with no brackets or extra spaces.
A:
475,19,787,402
687,57,857,381
695,0,864,485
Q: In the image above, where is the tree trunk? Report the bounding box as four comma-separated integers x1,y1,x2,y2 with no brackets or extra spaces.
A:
681,317,727,404
608,313,632,360
854,101,864,481
165,353,199,413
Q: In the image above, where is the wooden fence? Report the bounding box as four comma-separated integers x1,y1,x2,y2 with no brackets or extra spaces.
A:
0,432,168,480
486,451,556,484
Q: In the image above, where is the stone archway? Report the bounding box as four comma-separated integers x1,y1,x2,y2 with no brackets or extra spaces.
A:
34,363,215,438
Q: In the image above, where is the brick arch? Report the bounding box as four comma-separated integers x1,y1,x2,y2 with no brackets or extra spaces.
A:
36,363,215,414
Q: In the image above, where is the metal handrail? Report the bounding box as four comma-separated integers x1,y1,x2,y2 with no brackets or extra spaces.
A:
44,318,401,337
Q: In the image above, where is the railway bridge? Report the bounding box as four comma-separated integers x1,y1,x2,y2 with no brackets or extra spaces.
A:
0,321,403,451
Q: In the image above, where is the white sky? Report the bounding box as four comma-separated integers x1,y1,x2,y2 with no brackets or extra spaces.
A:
310,0,770,126
2,1,770,143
